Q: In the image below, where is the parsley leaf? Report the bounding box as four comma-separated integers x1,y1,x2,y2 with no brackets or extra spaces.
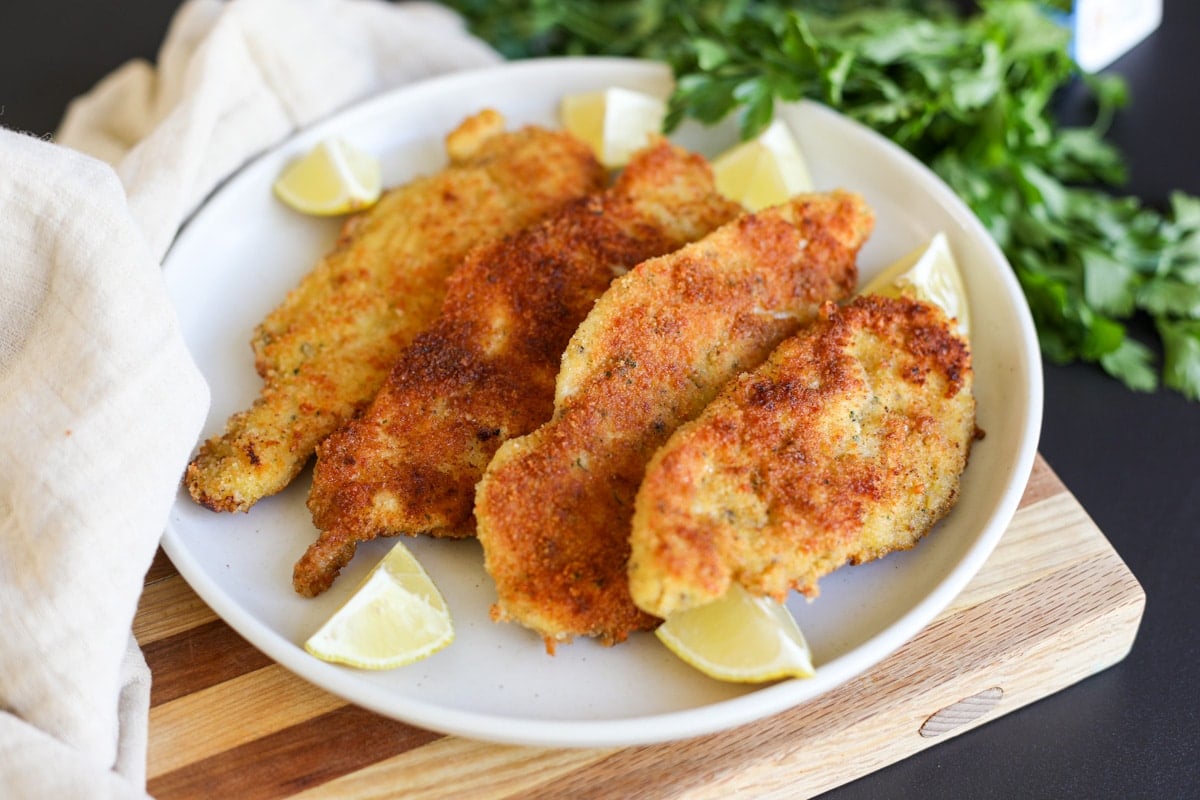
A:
445,0,1200,400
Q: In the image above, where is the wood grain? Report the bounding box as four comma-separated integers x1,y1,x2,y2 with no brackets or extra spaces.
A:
136,454,1144,799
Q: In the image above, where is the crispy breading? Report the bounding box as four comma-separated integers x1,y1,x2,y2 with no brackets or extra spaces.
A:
629,294,977,618
184,111,606,513
475,191,874,650
293,141,742,597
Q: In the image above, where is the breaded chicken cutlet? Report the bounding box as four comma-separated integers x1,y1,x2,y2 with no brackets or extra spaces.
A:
629,294,977,619
475,191,874,650
184,110,606,512
293,141,742,597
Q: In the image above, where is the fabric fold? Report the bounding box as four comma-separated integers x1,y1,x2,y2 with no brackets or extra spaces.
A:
1,0,501,795
0,127,206,797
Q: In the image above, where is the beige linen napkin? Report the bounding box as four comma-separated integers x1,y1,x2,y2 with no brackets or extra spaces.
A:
0,1,498,796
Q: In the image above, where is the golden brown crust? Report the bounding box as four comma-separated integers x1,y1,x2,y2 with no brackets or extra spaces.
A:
184,111,606,513
475,192,874,648
628,294,976,618
292,141,742,597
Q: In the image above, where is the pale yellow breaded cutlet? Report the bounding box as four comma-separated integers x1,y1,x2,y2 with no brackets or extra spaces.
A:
184,110,606,513
629,294,977,618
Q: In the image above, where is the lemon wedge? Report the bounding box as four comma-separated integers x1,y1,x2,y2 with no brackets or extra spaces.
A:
273,137,382,216
304,541,453,669
861,232,971,336
711,118,814,211
655,583,815,683
561,87,666,168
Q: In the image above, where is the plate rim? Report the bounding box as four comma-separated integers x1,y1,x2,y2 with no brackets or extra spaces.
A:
160,55,1044,748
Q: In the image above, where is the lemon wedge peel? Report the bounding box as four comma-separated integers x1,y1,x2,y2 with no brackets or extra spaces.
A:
861,232,971,337
304,541,454,670
711,118,815,211
561,88,666,168
273,138,383,216
655,583,816,684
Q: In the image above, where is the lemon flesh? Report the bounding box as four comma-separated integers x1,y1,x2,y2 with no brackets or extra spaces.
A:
711,119,814,211
860,232,970,336
273,137,382,216
304,541,453,669
656,583,815,683
561,88,666,168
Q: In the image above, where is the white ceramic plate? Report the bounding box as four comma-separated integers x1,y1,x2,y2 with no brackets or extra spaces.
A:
162,57,1042,748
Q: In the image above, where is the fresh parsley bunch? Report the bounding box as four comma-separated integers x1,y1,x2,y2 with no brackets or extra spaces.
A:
445,0,1200,399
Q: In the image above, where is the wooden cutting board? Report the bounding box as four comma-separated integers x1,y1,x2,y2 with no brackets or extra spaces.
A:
135,454,1144,799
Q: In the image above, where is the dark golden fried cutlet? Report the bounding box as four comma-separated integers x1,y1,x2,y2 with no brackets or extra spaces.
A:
475,191,874,651
184,110,606,513
629,294,977,619
293,140,742,597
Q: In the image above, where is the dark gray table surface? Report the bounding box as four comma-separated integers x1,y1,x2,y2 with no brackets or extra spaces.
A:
2,2,1196,798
